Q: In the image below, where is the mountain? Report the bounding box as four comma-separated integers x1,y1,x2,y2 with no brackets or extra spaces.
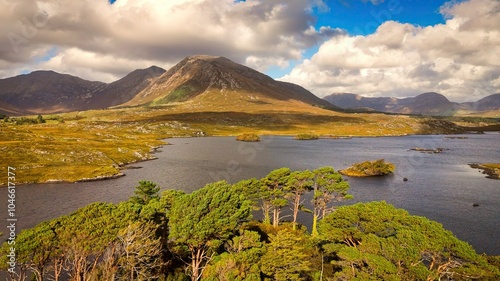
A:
122,55,335,109
322,93,397,112
0,56,337,115
0,67,166,115
398,92,456,115
0,71,105,115
461,93,500,112
82,66,166,110
324,92,500,116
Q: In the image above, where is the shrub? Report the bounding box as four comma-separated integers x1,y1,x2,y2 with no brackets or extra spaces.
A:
294,133,319,140
236,133,261,142
341,159,395,177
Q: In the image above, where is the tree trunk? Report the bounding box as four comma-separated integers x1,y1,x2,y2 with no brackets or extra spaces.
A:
53,257,63,281
262,201,271,225
292,192,300,230
191,247,205,281
272,207,280,227
312,211,319,237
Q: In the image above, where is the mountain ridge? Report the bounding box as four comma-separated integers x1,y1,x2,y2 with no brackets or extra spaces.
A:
324,92,500,116
0,55,337,116
0,67,166,115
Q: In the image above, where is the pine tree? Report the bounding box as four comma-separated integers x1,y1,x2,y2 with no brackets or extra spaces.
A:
130,181,160,205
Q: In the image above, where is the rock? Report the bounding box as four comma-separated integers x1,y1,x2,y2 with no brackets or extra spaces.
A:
409,147,446,153
403,178,408,182
473,203,479,207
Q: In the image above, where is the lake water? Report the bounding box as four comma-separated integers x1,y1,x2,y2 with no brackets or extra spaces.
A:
1,134,499,255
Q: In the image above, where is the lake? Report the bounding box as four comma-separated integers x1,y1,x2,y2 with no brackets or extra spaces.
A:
1,134,499,255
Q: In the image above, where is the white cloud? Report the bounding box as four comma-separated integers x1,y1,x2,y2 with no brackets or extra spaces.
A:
280,0,500,101
0,0,336,82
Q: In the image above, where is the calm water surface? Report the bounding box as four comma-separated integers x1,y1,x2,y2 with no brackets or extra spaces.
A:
1,134,499,254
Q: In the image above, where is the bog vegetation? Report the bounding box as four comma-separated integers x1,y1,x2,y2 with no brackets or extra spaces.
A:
294,133,319,140
340,159,396,177
236,133,261,142
1,167,498,281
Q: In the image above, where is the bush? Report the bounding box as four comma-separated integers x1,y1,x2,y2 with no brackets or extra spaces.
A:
341,159,395,177
236,133,261,142
294,133,319,140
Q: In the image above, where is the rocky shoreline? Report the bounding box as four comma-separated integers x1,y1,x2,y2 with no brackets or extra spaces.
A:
469,163,500,180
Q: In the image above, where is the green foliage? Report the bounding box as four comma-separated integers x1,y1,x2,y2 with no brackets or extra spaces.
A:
0,220,57,280
236,133,261,142
152,83,200,104
341,159,395,177
0,201,141,280
294,133,319,140
169,180,252,248
36,114,46,124
117,221,163,280
261,229,312,281
131,180,160,205
261,168,292,227
319,201,500,280
203,230,264,281
3,170,499,280
8,117,39,125
168,181,252,280
311,166,352,236
286,170,314,229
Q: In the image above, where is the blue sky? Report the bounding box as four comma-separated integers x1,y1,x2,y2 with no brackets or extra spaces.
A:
1,0,498,101
316,1,447,35
267,0,451,78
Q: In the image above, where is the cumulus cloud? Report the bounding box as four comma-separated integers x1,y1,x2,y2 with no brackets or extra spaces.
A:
0,0,337,82
280,0,500,101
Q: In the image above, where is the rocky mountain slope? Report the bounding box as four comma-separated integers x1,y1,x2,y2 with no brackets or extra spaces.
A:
324,92,500,116
122,55,336,109
83,66,166,110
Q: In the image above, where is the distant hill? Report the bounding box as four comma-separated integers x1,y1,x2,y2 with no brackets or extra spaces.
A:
82,66,166,110
324,92,500,116
0,67,165,115
0,71,105,115
460,93,500,112
123,55,336,109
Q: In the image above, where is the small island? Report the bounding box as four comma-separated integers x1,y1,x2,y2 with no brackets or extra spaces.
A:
294,133,319,140
340,159,395,177
236,133,261,142
469,163,500,180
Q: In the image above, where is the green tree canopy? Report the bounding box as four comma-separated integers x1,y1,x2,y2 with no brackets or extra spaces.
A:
168,181,252,281
311,166,352,236
286,170,314,230
319,201,500,280
261,229,312,281
203,230,264,281
130,180,160,205
261,168,291,227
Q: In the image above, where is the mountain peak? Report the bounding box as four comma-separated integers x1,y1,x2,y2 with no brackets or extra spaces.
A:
414,92,449,102
123,55,334,108
186,54,225,61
